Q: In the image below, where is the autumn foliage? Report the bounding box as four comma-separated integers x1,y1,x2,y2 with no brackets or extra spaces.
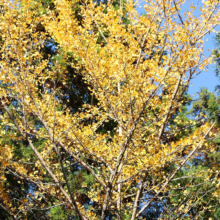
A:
0,0,220,219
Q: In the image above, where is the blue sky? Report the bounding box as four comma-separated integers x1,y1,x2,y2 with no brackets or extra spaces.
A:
136,0,220,98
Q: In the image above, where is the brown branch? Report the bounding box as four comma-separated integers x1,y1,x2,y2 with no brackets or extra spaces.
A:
0,203,15,219
131,171,147,220
158,74,182,140
2,102,87,220
136,122,215,218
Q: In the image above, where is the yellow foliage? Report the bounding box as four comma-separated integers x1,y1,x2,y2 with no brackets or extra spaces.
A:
0,0,219,219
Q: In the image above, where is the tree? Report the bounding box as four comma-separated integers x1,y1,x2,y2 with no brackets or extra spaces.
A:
0,0,220,219
162,88,220,219
158,30,220,219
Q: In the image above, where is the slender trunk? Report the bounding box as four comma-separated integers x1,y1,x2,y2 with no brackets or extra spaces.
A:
131,172,147,220
117,176,122,220
101,185,112,220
